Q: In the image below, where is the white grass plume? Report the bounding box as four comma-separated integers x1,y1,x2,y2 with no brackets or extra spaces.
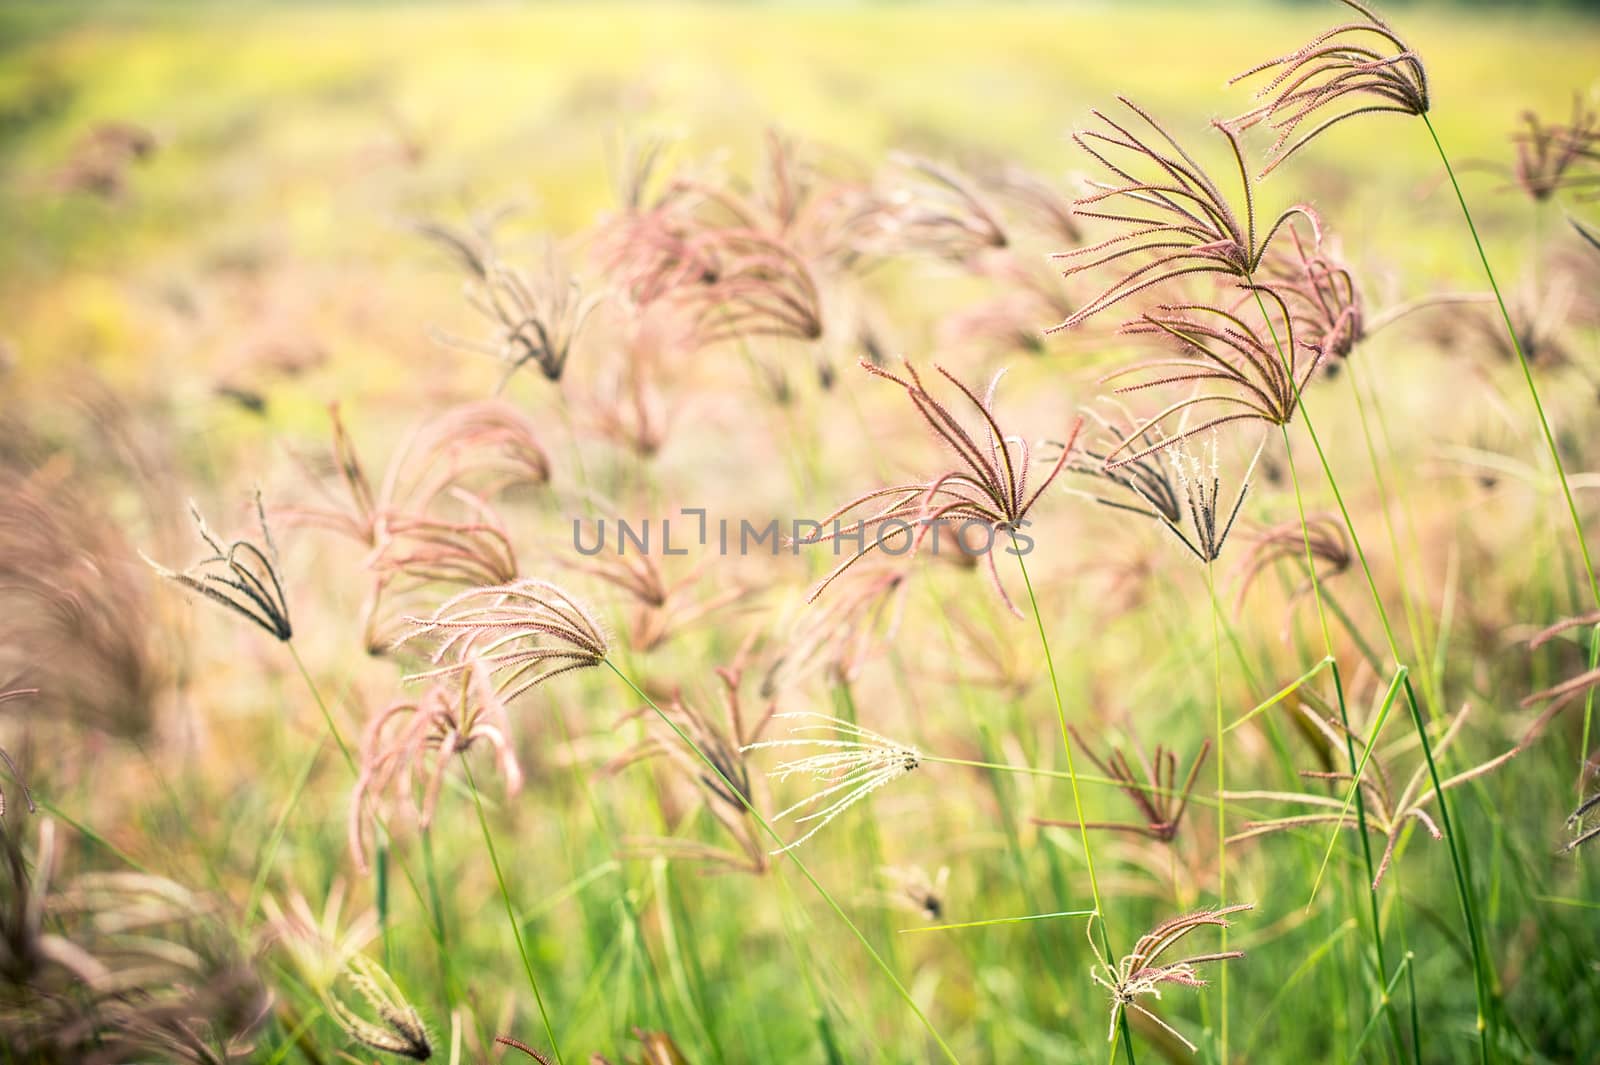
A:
742,712,919,854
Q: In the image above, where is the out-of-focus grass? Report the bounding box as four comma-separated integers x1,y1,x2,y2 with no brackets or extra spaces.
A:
0,0,1589,461
2,2,1592,437
2,2,1595,298
4,4,1600,1064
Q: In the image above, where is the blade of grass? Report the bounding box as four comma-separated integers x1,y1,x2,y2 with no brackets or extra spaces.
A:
899,909,1096,935
465,760,565,1065
1010,541,1138,1065
1225,656,1333,734
1307,667,1407,908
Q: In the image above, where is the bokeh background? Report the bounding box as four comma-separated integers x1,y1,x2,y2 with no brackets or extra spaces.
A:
3,3,1600,1064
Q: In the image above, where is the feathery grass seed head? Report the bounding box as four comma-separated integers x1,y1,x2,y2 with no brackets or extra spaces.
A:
1230,0,1429,175
1089,903,1251,1053
742,712,919,854
399,578,608,703
145,491,292,641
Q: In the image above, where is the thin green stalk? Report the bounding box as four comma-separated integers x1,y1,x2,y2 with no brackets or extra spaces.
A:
1009,544,1137,1065
600,658,962,1065
287,641,355,772
1353,953,1415,1059
1205,560,1231,1063
1401,673,1492,1064
1010,547,1106,918
1386,866,1425,1061
35,798,153,875
1224,656,1333,735
769,869,858,1065
420,829,458,998
1277,421,1410,1064
1581,624,1600,795
1331,663,1415,1065
261,1003,324,1065
244,736,326,923
381,841,399,971
901,909,1096,935
285,641,433,980
282,640,491,1031
465,761,564,1065
1423,113,1598,610
919,755,1175,797
541,671,685,1041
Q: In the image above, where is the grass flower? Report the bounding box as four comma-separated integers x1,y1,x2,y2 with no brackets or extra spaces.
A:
1162,432,1258,564
1520,610,1600,745
9,843,269,1063
1088,903,1251,1053
598,156,827,348
387,400,553,503
399,578,608,703
420,215,599,386
940,280,1071,357
986,163,1082,246
800,359,1081,614
1462,273,1580,370
1107,284,1322,454
145,491,292,641
742,712,920,854
1259,221,1364,363
1048,97,1319,328
930,165,1079,355
1226,701,1517,887
876,153,1008,263
289,402,545,648
1564,758,1600,853
582,325,673,457
1067,410,1258,562
1,818,91,994
262,878,379,991
1036,727,1209,843
1565,797,1600,853
496,1036,556,1063
1508,96,1600,202
326,953,432,1061
349,659,524,873
1234,513,1351,608
1067,404,1185,524
1229,0,1428,175
671,228,825,345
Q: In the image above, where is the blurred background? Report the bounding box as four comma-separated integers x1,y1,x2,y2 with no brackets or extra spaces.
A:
3,3,1600,1064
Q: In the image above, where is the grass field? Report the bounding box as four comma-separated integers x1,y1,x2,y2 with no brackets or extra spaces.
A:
2,2,1600,1063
